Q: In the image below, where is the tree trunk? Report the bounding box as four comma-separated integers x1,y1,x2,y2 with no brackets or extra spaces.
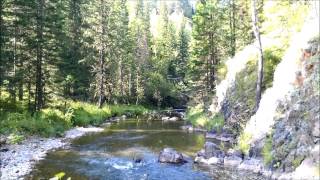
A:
119,59,124,102
0,0,3,98
251,0,264,110
35,0,45,111
98,0,106,109
230,0,236,56
27,77,32,112
135,67,140,105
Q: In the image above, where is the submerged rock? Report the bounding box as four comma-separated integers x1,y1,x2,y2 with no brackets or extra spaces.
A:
158,148,187,164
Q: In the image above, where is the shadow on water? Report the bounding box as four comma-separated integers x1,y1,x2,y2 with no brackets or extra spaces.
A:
27,119,265,180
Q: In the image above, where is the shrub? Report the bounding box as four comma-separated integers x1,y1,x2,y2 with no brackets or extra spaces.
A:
237,132,252,155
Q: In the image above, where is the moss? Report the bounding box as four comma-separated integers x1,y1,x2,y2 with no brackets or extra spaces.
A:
292,156,305,169
262,136,273,165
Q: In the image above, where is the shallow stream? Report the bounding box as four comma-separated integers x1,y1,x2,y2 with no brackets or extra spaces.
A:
27,119,265,180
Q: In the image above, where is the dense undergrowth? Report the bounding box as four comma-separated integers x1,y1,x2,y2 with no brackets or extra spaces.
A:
0,92,148,139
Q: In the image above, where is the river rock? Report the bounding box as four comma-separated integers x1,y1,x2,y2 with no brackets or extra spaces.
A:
207,157,224,165
206,132,235,142
121,115,127,120
168,117,180,121
0,136,7,145
196,149,205,157
194,156,223,165
158,148,187,164
204,142,225,159
224,155,243,167
161,116,170,121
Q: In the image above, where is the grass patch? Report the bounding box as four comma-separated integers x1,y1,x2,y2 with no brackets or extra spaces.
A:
0,96,149,137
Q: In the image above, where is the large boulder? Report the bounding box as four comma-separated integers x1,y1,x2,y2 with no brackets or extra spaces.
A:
158,148,187,164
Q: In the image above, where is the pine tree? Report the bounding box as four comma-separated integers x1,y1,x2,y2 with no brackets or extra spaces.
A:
190,0,225,92
175,19,190,82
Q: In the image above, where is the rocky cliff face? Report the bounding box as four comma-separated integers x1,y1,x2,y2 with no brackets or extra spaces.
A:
269,39,319,179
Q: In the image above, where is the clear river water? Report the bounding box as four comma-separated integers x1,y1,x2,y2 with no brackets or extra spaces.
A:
27,119,265,180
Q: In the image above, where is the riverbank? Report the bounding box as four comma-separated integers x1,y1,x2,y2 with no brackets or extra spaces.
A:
0,109,180,180
0,125,107,180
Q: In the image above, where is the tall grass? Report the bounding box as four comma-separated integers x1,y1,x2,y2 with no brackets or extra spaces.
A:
0,95,148,137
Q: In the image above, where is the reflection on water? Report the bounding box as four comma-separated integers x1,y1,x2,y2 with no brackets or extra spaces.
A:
27,120,265,180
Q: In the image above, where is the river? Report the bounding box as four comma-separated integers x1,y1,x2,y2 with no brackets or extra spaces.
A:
27,119,264,180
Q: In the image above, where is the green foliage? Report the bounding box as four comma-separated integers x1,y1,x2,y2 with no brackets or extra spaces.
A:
0,96,148,137
263,46,285,89
185,104,224,131
206,113,225,132
185,104,208,127
237,132,252,155
262,136,273,165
